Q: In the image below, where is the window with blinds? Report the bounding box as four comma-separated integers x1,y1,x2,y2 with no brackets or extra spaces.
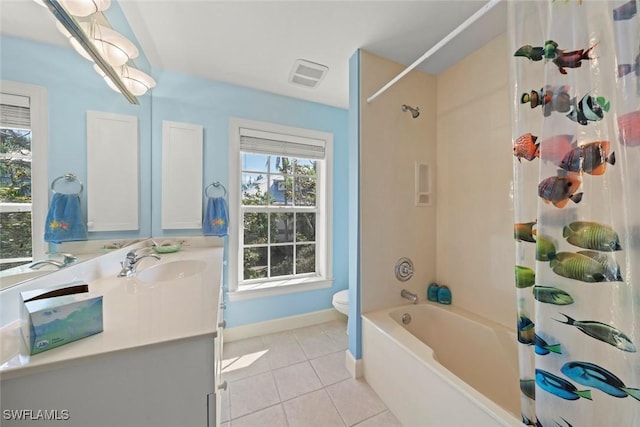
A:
229,119,333,295
0,93,31,129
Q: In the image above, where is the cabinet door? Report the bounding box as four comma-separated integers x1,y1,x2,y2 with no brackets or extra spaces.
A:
214,285,225,426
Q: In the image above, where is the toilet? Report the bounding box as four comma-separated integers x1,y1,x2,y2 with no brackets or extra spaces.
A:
332,290,349,316
332,290,350,334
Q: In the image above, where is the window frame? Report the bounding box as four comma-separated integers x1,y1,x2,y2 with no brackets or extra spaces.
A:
228,118,333,300
0,81,48,265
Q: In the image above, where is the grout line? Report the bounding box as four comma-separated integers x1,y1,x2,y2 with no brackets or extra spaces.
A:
350,409,390,427
226,320,355,425
228,378,355,421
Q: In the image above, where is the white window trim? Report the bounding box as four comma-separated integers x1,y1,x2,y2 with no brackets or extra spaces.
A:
228,118,333,300
0,80,48,261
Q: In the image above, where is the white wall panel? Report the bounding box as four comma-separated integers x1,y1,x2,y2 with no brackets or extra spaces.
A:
87,111,138,231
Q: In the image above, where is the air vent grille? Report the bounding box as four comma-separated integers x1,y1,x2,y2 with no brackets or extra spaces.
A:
289,59,328,89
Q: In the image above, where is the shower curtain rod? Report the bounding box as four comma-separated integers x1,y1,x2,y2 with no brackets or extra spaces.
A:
366,0,502,103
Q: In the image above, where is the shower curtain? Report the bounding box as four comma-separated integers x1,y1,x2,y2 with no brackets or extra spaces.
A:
510,1,640,426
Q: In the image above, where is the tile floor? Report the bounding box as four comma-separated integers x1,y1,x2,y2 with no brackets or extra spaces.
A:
220,319,403,427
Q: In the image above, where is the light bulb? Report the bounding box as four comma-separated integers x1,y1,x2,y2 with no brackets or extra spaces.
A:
120,66,156,96
56,20,94,62
94,65,156,96
59,0,111,17
56,21,138,67
91,24,138,67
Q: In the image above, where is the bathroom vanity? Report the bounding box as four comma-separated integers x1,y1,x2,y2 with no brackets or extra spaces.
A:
0,238,225,427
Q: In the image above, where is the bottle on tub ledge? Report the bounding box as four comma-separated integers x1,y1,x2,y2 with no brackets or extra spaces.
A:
437,285,452,305
427,283,440,302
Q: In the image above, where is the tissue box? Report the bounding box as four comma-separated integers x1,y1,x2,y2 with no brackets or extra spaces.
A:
21,283,103,355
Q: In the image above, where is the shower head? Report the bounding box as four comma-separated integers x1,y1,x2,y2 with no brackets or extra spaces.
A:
401,104,420,118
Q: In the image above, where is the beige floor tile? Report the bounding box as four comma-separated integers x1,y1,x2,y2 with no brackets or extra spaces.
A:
230,404,288,427
223,321,390,427
265,339,307,370
282,389,346,427
310,350,351,386
319,319,348,334
292,324,326,339
229,372,280,419
222,336,271,381
272,360,322,401
326,378,387,426
326,329,348,351
297,332,342,359
353,410,403,427
262,330,297,346
222,349,271,382
223,336,265,358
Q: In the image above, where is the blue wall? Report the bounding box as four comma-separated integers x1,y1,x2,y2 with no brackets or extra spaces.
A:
150,69,350,327
348,50,362,358
1,35,350,328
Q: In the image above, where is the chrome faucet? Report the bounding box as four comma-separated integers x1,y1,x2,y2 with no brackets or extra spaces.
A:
401,289,418,304
118,250,161,277
30,253,77,270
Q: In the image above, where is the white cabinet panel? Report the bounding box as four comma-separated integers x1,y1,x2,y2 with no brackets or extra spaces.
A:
87,111,138,231
161,120,203,229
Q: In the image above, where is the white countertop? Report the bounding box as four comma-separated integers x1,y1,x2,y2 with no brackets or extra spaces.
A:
0,243,223,380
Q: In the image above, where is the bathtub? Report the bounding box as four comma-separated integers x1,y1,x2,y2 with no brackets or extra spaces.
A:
362,303,522,427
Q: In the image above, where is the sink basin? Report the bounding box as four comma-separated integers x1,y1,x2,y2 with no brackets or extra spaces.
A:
136,260,207,283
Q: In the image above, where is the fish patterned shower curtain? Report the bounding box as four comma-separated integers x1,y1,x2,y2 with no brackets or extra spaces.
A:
510,1,640,425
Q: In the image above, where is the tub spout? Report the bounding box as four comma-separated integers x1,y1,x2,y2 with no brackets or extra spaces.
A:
401,289,418,304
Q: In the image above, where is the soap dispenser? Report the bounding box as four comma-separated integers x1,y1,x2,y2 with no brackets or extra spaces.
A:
427,283,440,302
437,285,452,305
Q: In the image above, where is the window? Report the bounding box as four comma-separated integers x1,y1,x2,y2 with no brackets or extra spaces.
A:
0,82,47,273
228,119,333,298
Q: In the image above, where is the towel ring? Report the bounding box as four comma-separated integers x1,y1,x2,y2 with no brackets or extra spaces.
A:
51,173,83,194
205,181,227,198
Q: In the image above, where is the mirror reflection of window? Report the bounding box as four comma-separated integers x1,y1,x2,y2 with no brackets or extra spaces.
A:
0,85,46,273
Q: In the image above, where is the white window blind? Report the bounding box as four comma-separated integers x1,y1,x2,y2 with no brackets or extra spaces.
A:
0,93,30,129
239,127,325,159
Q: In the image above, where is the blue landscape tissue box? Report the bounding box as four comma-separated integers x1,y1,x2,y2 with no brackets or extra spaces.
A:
20,283,103,355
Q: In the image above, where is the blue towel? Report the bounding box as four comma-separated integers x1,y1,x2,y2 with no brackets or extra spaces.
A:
44,193,87,243
203,197,229,237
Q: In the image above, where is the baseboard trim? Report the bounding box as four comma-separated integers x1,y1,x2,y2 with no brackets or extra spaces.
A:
345,349,363,378
225,309,345,342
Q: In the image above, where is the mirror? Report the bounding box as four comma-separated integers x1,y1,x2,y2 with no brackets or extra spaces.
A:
0,1,152,290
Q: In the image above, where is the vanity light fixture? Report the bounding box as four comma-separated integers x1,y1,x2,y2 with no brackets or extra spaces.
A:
56,20,139,67
94,64,156,96
40,0,151,104
34,0,111,17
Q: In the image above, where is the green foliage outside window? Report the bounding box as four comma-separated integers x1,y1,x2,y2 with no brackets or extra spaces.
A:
0,129,33,270
241,155,318,281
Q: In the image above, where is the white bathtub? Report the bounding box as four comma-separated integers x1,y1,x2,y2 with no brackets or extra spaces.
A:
362,303,522,427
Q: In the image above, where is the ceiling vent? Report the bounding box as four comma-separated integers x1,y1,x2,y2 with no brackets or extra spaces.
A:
289,59,329,89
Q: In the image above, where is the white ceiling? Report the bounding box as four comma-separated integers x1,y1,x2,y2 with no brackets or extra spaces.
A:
0,0,507,108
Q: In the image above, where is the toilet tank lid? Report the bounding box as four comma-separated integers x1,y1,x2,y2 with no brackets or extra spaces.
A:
333,290,349,304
